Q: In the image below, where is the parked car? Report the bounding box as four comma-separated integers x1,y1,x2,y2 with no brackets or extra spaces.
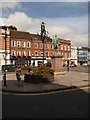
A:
70,63,77,67
2,64,18,72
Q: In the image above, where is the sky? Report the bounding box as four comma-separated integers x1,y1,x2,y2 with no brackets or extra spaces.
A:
0,0,89,47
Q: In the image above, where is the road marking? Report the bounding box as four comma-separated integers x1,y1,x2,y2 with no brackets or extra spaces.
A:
2,86,89,96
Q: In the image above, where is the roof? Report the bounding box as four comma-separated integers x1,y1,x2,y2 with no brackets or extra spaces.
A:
0,25,17,31
1,25,70,43
10,30,31,39
10,30,52,42
77,47,90,51
58,38,71,44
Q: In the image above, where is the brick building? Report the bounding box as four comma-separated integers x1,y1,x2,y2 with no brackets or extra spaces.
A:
58,38,71,66
0,26,71,69
0,26,11,70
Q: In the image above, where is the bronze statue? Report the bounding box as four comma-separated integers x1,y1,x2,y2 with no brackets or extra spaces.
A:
52,35,61,54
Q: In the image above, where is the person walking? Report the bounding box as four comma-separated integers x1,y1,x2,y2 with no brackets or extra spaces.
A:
16,67,21,85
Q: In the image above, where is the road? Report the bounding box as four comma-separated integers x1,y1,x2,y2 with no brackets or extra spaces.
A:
2,87,89,119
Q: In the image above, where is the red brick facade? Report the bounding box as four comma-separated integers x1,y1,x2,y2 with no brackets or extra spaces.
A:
0,27,71,66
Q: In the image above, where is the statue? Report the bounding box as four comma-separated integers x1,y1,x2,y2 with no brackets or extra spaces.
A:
41,22,46,41
52,35,61,54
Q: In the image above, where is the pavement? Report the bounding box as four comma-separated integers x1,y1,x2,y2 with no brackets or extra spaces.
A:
1,70,89,94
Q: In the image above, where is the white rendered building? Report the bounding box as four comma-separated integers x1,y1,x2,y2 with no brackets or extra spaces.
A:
71,45,77,65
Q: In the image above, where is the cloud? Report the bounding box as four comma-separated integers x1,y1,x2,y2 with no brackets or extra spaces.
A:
1,1,22,10
44,16,88,47
1,0,89,2
1,12,32,31
0,0,89,2
0,11,88,47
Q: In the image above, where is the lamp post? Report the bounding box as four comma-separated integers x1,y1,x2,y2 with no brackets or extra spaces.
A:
3,26,7,86
41,22,46,65
67,60,69,71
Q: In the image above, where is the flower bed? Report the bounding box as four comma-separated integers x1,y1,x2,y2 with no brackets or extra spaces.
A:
16,66,31,75
16,65,54,83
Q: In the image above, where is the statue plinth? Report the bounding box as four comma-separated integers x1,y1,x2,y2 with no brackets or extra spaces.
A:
51,53,65,75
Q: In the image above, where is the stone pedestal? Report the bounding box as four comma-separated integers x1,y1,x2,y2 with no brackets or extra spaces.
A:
51,53,65,75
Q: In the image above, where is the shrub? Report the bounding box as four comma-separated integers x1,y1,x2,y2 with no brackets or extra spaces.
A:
18,65,54,76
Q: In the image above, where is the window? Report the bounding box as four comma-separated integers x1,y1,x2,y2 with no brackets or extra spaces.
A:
22,51,26,56
85,51,87,55
68,46,70,51
27,51,30,56
61,52,63,56
65,52,67,58
22,42,26,48
17,41,21,48
51,45,52,49
35,51,38,56
64,45,66,50
12,40,15,47
17,51,21,56
46,52,48,57
71,54,73,58
41,52,43,57
51,52,53,55
61,45,63,50
46,44,48,49
74,55,76,58
12,50,15,56
68,53,70,58
27,42,30,48
35,43,38,48
51,45,54,49
40,43,43,49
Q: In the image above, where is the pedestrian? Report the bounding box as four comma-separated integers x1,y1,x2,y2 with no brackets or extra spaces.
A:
30,70,33,75
16,71,21,85
27,68,31,75
16,67,21,85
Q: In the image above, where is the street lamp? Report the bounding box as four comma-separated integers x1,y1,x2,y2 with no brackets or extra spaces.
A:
3,26,7,86
41,22,46,65
67,60,69,71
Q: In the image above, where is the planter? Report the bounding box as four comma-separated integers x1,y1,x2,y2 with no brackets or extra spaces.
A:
21,70,28,75
24,73,54,84
42,74,54,82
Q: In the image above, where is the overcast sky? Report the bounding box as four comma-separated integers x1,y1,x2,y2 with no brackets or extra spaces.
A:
0,0,89,47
